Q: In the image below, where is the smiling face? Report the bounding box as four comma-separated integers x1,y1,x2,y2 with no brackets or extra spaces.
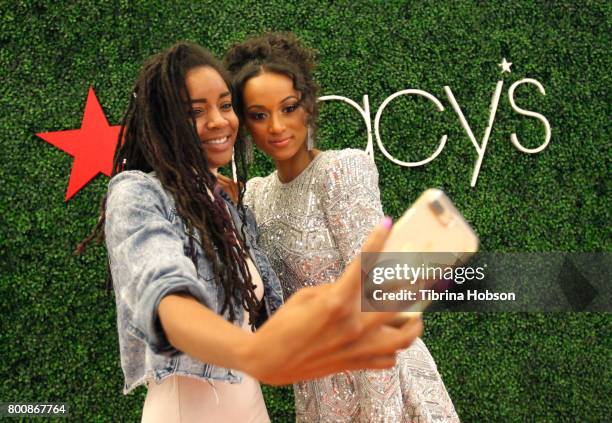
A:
242,71,309,164
185,66,238,170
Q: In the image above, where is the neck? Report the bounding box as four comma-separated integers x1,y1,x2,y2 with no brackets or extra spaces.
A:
210,168,218,177
276,146,318,183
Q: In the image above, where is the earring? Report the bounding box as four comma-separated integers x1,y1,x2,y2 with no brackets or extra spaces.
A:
231,149,237,183
307,125,314,151
244,134,254,165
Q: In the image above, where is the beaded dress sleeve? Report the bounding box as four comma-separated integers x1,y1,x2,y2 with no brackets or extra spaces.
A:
321,150,384,265
320,150,409,421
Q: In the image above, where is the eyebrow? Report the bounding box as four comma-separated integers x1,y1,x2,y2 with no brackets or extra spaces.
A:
247,95,299,110
190,91,231,104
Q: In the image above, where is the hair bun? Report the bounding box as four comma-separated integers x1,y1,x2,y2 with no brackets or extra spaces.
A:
225,32,315,75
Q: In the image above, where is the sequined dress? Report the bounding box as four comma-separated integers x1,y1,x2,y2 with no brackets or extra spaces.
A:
245,149,460,422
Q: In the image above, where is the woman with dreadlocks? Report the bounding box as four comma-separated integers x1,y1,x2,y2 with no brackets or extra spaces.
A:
77,41,422,422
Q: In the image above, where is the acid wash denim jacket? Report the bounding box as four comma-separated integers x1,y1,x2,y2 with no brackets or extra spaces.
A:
104,170,284,394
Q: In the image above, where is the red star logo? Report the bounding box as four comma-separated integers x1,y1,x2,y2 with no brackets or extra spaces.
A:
36,87,121,201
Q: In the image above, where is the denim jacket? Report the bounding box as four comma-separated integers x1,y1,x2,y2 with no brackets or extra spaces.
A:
104,170,283,394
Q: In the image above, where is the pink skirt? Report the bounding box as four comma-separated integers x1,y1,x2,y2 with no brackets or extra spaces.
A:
141,374,270,423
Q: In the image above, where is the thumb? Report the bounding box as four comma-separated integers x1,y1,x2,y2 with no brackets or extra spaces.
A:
361,216,393,254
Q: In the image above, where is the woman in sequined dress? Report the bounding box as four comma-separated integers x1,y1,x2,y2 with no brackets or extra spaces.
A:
226,33,460,422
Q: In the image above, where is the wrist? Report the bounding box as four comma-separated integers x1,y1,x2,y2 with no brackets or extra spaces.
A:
234,332,259,377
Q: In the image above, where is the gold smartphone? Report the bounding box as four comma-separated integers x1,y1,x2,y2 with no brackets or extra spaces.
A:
382,189,479,327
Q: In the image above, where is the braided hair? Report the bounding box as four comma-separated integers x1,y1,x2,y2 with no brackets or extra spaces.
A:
77,42,261,327
224,32,320,145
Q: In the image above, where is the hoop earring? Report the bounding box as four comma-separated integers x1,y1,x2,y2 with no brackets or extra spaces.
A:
307,126,314,151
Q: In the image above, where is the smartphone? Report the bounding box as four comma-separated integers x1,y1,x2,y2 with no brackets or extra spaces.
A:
381,189,479,327
384,188,479,254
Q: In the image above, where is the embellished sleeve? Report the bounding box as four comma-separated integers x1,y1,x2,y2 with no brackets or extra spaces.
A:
244,176,265,238
321,150,384,265
105,171,214,356
244,177,264,219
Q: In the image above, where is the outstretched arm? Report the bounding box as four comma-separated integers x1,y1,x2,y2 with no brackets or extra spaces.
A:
159,220,423,385
107,171,421,386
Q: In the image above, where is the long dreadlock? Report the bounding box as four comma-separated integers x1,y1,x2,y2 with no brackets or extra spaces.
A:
76,42,261,327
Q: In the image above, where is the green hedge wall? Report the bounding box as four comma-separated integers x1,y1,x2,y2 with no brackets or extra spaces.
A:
1,1,609,421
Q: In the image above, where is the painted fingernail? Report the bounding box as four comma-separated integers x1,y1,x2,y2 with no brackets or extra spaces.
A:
382,216,393,230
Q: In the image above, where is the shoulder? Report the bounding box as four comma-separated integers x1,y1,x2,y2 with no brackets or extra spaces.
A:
107,170,172,213
108,170,161,193
321,148,374,171
328,148,371,162
244,173,274,207
245,175,266,195
320,149,377,186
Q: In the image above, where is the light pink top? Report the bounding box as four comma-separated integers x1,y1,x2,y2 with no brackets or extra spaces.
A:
141,257,270,423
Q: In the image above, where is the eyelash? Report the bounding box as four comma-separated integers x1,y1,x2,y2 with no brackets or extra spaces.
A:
249,103,300,121
283,104,299,113
191,103,233,117
250,112,267,121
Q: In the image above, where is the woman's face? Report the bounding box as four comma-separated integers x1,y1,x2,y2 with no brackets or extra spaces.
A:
242,72,309,163
185,66,238,169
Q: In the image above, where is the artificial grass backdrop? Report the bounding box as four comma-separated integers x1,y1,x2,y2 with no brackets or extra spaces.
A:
1,1,609,421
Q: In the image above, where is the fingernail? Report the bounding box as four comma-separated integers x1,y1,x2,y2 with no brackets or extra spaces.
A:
382,216,393,230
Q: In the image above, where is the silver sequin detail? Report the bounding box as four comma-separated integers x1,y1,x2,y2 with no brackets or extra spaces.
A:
245,149,460,422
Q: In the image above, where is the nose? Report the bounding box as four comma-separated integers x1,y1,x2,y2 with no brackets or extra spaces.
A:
206,107,228,130
268,112,285,134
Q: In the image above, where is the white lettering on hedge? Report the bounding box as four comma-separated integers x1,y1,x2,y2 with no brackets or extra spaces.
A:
318,95,374,157
445,81,503,187
373,89,447,167
317,77,550,187
508,78,551,154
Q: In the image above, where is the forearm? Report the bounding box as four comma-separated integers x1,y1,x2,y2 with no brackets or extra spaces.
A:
155,221,422,386
158,293,253,373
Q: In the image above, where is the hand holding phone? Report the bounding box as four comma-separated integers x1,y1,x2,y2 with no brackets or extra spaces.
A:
379,189,479,326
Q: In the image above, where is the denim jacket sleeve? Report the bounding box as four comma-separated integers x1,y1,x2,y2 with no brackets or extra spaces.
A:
105,171,214,356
